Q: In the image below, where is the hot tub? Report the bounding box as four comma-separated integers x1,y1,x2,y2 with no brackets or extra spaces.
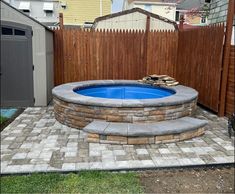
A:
74,84,175,99
52,80,198,129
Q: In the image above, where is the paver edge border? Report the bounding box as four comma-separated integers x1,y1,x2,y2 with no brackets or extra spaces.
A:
1,163,234,175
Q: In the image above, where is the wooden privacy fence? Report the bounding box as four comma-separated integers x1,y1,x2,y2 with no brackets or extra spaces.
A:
176,26,224,112
225,45,235,116
54,29,147,83
54,29,181,84
54,24,225,113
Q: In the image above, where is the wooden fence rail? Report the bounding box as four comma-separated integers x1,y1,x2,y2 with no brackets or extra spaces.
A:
53,25,225,113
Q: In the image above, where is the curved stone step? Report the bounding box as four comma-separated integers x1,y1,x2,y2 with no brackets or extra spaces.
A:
83,117,208,137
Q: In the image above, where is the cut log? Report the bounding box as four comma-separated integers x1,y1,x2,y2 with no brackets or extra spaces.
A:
138,74,179,87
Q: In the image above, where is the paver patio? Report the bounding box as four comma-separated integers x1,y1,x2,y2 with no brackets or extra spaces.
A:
1,106,234,174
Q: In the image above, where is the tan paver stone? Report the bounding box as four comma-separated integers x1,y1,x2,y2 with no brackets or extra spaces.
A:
0,106,234,174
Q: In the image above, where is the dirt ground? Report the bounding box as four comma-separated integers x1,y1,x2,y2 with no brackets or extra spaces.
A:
139,165,235,193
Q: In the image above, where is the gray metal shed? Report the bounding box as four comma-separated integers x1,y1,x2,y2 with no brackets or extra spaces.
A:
1,0,54,107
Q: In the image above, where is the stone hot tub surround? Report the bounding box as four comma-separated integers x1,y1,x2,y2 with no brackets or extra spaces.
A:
83,118,207,145
52,80,198,129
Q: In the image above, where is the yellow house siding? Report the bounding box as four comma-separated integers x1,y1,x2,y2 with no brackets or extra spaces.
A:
60,0,112,25
102,0,112,16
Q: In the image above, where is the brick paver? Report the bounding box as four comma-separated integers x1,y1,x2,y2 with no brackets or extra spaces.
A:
1,106,234,174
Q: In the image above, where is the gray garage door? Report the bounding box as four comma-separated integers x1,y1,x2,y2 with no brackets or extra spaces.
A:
1,21,34,107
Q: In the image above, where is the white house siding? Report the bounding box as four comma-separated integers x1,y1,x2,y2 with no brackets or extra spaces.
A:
3,0,60,26
123,1,134,10
95,12,175,31
123,0,176,21
152,4,176,21
1,1,54,106
133,3,176,21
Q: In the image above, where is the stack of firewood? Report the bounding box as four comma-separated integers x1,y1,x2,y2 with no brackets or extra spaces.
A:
138,74,179,87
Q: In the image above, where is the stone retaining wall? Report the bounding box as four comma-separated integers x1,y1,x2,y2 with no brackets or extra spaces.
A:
54,97,197,129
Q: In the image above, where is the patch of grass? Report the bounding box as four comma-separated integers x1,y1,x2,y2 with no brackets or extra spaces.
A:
0,116,8,124
1,171,143,194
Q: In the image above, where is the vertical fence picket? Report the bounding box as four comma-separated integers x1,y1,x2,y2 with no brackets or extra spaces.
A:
53,26,225,113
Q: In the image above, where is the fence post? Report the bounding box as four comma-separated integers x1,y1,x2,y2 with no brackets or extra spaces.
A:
145,16,150,75
59,13,65,84
218,0,234,116
59,13,64,29
179,15,185,31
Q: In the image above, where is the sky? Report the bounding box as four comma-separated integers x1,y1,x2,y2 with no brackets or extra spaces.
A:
112,0,124,13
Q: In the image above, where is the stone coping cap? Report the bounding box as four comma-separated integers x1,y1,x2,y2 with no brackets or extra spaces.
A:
52,80,198,108
83,117,208,137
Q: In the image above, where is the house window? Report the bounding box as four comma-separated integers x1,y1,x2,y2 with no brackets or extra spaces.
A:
14,29,26,36
22,10,30,15
19,2,30,15
45,10,53,17
175,11,180,21
176,12,185,22
1,27,13,35
201,17,206,24
43,2,54,17
144,4,152,12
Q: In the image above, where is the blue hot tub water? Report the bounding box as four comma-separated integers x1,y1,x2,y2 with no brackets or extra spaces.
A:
74,84,175,99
